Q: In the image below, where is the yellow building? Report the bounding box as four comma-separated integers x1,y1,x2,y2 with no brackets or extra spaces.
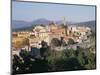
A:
12,37,29,48
17,31,31,38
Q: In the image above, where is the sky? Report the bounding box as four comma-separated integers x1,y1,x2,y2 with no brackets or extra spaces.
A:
12,1,96,22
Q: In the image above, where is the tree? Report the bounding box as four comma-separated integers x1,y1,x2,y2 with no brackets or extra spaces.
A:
64,49,75,58
50,38,61,47
86,50,96,69
77,51,86,66
60,37,66,46
40,41,49,58
67,38,75,45
47,50,67,71
63,57,86,70
47,50,86,71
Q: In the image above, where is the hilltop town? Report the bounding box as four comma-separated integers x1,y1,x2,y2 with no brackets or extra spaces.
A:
12,21,95,56
12,20,96,74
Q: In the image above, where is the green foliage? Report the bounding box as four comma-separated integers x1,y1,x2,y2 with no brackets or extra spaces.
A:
77,52,86,66
47,50,67,71
47,50,86,71
86,51,96,69
50,38,61,47
13,47,96,74
68,38,75,45
64,49,75,58
76,48,96,70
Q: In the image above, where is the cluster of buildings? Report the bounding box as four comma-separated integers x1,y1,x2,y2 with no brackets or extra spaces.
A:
12,21,91,55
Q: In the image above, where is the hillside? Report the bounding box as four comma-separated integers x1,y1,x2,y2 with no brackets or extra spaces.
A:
12,20,31,29
12,19,96,32
74,21,96,32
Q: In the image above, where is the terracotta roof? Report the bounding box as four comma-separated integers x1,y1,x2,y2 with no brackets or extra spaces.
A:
35,28,40,32
51,29,65,33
